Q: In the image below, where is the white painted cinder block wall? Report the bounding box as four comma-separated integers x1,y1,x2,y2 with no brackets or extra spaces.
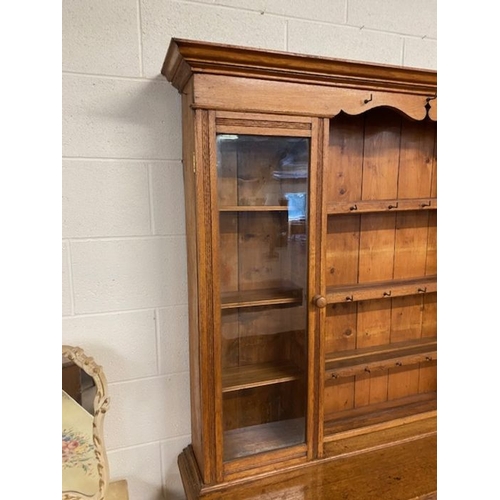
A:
62,1,436,499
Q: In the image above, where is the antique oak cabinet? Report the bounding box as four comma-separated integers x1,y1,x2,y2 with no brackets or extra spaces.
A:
161,39,437,499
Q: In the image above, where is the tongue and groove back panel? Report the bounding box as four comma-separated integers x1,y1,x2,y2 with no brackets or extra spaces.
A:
323,108,437,432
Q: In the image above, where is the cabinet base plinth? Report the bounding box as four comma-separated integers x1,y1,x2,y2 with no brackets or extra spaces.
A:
178,420,436,500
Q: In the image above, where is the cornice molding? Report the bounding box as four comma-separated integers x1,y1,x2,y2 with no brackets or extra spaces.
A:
161,38,437,96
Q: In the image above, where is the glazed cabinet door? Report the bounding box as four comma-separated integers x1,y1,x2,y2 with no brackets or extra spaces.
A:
207,112,325,480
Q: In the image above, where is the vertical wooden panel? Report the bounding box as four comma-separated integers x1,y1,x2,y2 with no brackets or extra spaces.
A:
326,216,360,287
325,114,364,205
430,122,437,199
421,293,437,338
221,310,239,369
358,214,397,283
217,141,238,205
309,118,323,459
425,211,437,277
324,377,355,415
392,212,429,279
356,300,393,405
180,80,205,478
360,109,401,201
388,117,435,402
397,119,435,199
219,213,239,293
237,212,287,290
418,360,437,393
325,302,357,354
324,114,364,420
355,109,401,407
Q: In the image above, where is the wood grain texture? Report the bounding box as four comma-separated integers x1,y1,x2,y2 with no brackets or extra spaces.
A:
179,435,436,499
163,38,436,96
163,39,437,497
222,361,302,392
326,275,437,304
194,74,431,120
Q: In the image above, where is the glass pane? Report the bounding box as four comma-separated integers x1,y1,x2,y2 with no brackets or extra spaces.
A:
216,134,309,461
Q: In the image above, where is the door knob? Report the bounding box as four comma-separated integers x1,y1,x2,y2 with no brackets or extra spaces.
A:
313,295,327,308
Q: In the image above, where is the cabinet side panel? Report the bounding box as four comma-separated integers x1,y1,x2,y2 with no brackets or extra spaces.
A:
181,80,204,477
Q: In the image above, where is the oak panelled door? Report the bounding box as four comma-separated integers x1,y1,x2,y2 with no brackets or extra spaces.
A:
213,114,322,471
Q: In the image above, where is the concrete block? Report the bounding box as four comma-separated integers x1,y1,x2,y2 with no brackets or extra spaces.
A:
404,37,437,70
348,0,436,39
107,442,163,500
105,373,191,449
266,0,345,24
62,160,151,238
62,0,141,76
150,161,186,236
158,305,189,375
161,435,192,500
62,310,158,382
62,74,182,159
288,20,403,65
141,0,287,78
62,242,72,316
70,237,188,314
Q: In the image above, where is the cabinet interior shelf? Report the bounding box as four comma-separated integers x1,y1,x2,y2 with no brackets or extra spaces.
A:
325,338,437,380
219,205,289,212
324,392,437,440
327,197,437,215
222,361,302,393
221,285,303,309
326,275,436,304
224,417,306,461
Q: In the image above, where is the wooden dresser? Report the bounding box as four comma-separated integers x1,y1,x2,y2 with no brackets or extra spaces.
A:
161,39,437,499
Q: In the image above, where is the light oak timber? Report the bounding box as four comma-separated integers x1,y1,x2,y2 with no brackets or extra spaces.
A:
322,114,364,453
217,124,313,137
162,38,437,499
224,418,306,461
224,445,308,480
325,338,437,379
326,275,436,304
324,392,436,438
163,38,437,95
327,197,437,214
193,74,430,120
428,97,437,121
196,109,220,483
219,205,289,212
354,109,401,410
180,85,208,481
305,117,324,461
323,415,436,457
222,361,302,392
178,434,436,499
220,284,303,309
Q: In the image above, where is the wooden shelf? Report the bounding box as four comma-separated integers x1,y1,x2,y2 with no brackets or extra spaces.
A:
224,417,305,461
219,205,289,212
325,338,437,380
327,197,437,215
324,392,437,439
222,361,302,393
326,275,436,304
221,285,303,309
